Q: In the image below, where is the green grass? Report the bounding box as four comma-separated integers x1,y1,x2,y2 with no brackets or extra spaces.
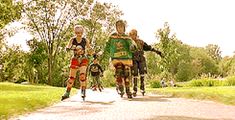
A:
0,82,76,119
147,86,235,105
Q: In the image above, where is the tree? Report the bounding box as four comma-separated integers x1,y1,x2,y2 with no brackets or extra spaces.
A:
155,22,191,81
79,2,123,45
24,38,48,84
22,0,93,85
0,0,23,65
190,47,219,77
1,45,25,82
0,0,22,29
205,44,222,63
219,56,232,77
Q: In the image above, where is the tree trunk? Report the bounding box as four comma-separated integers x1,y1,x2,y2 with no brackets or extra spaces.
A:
48,52,52,85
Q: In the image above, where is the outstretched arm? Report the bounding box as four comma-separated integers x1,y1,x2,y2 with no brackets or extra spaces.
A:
143,42,163,57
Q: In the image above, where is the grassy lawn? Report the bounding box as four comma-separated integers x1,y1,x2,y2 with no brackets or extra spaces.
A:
0,82,76,119
147,86,235,105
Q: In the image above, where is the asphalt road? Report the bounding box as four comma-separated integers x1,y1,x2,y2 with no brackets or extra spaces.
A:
13,89,235,120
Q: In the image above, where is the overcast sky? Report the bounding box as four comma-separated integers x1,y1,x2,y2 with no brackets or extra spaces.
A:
7,0,235,56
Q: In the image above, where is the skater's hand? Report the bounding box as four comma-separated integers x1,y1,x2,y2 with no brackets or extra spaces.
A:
65,47,70,52
100,74,103,77
157,51,164,58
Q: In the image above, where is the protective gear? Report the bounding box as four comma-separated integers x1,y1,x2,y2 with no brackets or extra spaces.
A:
114,63,125,77
62,26,91,101
124,66,131,77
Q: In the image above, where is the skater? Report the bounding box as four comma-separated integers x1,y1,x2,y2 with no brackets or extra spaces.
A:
129,29,163,96
61,25,91,101
89,56,104,92
104,20,137,99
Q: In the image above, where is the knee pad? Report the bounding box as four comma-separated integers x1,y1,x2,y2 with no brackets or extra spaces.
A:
116,77,123,84
140,74,145,80
79,73,86,82
115,63,124,77
68,77,75,84
125,81,130,86
124,66,131,77
70,58,79,69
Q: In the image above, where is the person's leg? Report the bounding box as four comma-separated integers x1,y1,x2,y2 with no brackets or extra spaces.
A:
132,60,138,97
140,74,145,93
114,63,124,97
79,58,89,97
96,76,102,92
61,57,79,100
91,76,97,91
124,66,132,98
139,59,147,94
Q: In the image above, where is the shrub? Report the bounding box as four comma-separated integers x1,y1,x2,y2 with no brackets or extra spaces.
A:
149,80,161,88
224,76,235,86
102,70,116,87
188,78,222,87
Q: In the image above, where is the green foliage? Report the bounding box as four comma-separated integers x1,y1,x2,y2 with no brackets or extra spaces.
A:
175,61,195,82
145,52,162,75
0,45,26,82
224,76,235,86
187,79,222,87
219,56,232,77
101,69,116,87
205,44,222,63
187,77,235,87
78,2,123,45
149,80,161,88
0,0,23,29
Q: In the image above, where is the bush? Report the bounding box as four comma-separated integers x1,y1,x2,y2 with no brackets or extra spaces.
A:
187,78,222,87
224,76,235,86
149,80,161,88
101,70,116,87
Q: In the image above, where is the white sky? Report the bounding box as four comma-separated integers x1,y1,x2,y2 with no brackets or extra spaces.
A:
7,0,235,56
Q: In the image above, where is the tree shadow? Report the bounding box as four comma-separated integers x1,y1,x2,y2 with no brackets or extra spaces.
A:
84,101,115,105
144,115,231,120
130,95,171,102
36,105,102,114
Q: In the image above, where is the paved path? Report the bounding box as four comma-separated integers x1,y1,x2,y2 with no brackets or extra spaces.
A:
13,89,235,120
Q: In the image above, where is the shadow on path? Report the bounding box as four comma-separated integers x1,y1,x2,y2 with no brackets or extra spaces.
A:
131,95,171,102
145,115,232,120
